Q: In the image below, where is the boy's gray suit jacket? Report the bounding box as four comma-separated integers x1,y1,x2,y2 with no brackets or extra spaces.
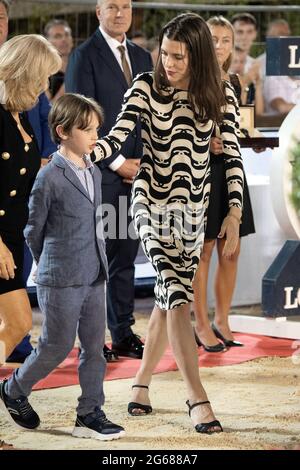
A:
24,152,109,287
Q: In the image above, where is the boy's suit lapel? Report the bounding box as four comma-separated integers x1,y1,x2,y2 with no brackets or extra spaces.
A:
64,166,93,203
92,170,101,208
52,153,93,203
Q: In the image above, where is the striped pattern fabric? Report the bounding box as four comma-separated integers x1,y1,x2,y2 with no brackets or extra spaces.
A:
94,72,243,310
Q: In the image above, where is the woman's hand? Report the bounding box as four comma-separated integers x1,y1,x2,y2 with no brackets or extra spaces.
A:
210,137,223,155
218,213,240,258
0,237,16,280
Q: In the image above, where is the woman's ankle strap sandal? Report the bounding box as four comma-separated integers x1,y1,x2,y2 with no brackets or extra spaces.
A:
186,400,223,434
186,399,210,415
128,385,152,416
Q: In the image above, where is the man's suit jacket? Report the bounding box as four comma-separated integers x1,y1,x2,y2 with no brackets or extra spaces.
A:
24,153,109,287
65,29,153,185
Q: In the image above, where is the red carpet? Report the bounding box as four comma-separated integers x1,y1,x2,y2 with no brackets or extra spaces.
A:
0,333,295,391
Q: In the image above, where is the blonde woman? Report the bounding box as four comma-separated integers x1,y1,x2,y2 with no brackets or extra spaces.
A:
0,35,61,366
193,16,255,351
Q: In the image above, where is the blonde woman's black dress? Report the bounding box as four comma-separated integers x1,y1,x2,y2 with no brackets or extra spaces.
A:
0,105,40,295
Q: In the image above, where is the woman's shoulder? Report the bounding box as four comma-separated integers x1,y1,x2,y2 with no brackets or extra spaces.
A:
132,71,154,87
0,105,22,130
129,72,158,101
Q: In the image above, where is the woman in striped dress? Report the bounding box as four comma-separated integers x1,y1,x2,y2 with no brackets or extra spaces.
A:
94,13,244,434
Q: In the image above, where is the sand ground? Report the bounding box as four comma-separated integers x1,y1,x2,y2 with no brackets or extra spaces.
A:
0,310,299,450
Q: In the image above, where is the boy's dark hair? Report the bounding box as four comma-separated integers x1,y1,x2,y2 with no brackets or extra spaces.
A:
49,93,104,144
231,13,257,28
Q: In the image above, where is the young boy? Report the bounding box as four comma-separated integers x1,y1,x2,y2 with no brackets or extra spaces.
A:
0,93,125,441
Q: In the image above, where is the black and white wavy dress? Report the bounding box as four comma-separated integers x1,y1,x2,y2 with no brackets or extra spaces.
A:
94,72,243,310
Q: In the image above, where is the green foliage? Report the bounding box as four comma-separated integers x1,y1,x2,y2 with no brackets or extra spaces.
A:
291,140,300,217
143,8,180,39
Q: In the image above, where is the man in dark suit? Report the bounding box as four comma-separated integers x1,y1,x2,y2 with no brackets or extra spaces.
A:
65,0,152,361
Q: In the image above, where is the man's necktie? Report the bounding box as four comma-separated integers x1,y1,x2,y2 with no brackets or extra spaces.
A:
118,45,132,86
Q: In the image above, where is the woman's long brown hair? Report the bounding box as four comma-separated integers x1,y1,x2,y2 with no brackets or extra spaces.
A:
154,13,226,123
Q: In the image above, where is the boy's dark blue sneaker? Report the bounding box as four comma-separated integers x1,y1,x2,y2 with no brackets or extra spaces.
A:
0,380,40,430
72,406,125,441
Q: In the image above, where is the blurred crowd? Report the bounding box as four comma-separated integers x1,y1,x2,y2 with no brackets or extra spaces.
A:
1,4,298,123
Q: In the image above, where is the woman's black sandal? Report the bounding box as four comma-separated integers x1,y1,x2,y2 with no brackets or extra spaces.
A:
128,385,152,416
186,400,223,434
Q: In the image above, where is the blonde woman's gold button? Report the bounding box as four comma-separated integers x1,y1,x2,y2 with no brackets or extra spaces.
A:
10,190,17,197
1,152,10,160
0,210,5,216
20,168,27,175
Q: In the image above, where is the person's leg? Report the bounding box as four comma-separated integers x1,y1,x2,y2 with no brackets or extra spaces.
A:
106,237,139,342
76,282,106,416
192,240,220,346
103,183,139,343
5,286,81,399
0,289,32,365
167,303,221,432
213,238,240,340
130,305,168,413
6,243,34,363
73,282,125,441
0,242,33,363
